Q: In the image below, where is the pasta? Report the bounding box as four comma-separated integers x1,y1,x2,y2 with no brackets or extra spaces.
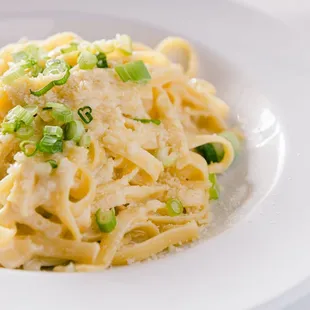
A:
0,32,241,272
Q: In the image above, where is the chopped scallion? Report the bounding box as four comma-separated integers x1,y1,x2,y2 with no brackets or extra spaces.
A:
166,198,184,216
95,208,117,233
31,64,43,77
45,102,67,110
64,120,85,142
212,143,224,162
61,42,78,54
93,39,115,54
23,59,37,69
1,121,17,134
209,173,220,200
46,159,58,169
24,44,40,60
79,134,91,148
15,121,22,131
115,34,132,55
43,59,67,76
38,136,63,154
196,143,218,164
96,52,108,68
53,109,73,123
220,131,241,158
30,64,70,97
134,118,161,125
209,187,219,200
115,60,151,84
3,48,44,84
6,105,33,125
16,125,34,140
20,140,38,157
114,66,130,82
24,105,38,116
196,131,241,164
45,102,74,123
77,106,93,124
43,125,63,139
78,51,97,70
2,66,27,85
12,51,28,63
13,46,40,64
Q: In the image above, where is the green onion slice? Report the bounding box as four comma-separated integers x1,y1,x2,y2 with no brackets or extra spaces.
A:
6,105,33,125
2,121,18,134
95,208,117,233
13,45,45,63
30,64,70,97
20,57,42,78
115,66,130,82
38,136,63,154
78,51,97,70
20,140,38,157
2,66,27,85
96,52,108,68
77,106,93,124
19,57,43,78
134,118,161,125
23,59,37,69
16,125,34,140
24,105,38,116
79,134,91,148
196,143,218,164
45,102,74,123
13,51,29,63
43,125,63,139
61,42,78,54
115,60,151,84
45,102,67,110
196,131,241,164
3,47,44,84
209,187,219,200
93,39,115,54
220,131,241,157
115,34,132,55
209,173,220,200
1,105,29,133
64,120,85,142
43,59,67,76
166,198,184,216
51,109,73,123
46,159,58,169
212,143,224,162
124,60,151,83
24,44,40,60
31,64,43,77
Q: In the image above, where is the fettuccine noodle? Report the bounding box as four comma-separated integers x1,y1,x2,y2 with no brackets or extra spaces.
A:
0,32,240,272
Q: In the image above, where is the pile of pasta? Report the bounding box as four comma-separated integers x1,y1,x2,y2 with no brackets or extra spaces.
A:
0,32,237,272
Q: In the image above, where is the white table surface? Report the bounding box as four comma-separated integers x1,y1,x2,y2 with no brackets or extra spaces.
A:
235,0,310,25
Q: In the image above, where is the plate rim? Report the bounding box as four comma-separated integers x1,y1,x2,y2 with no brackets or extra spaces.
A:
0,2,309,310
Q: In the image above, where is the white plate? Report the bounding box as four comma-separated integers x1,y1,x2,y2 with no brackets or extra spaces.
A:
1,1,309,309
